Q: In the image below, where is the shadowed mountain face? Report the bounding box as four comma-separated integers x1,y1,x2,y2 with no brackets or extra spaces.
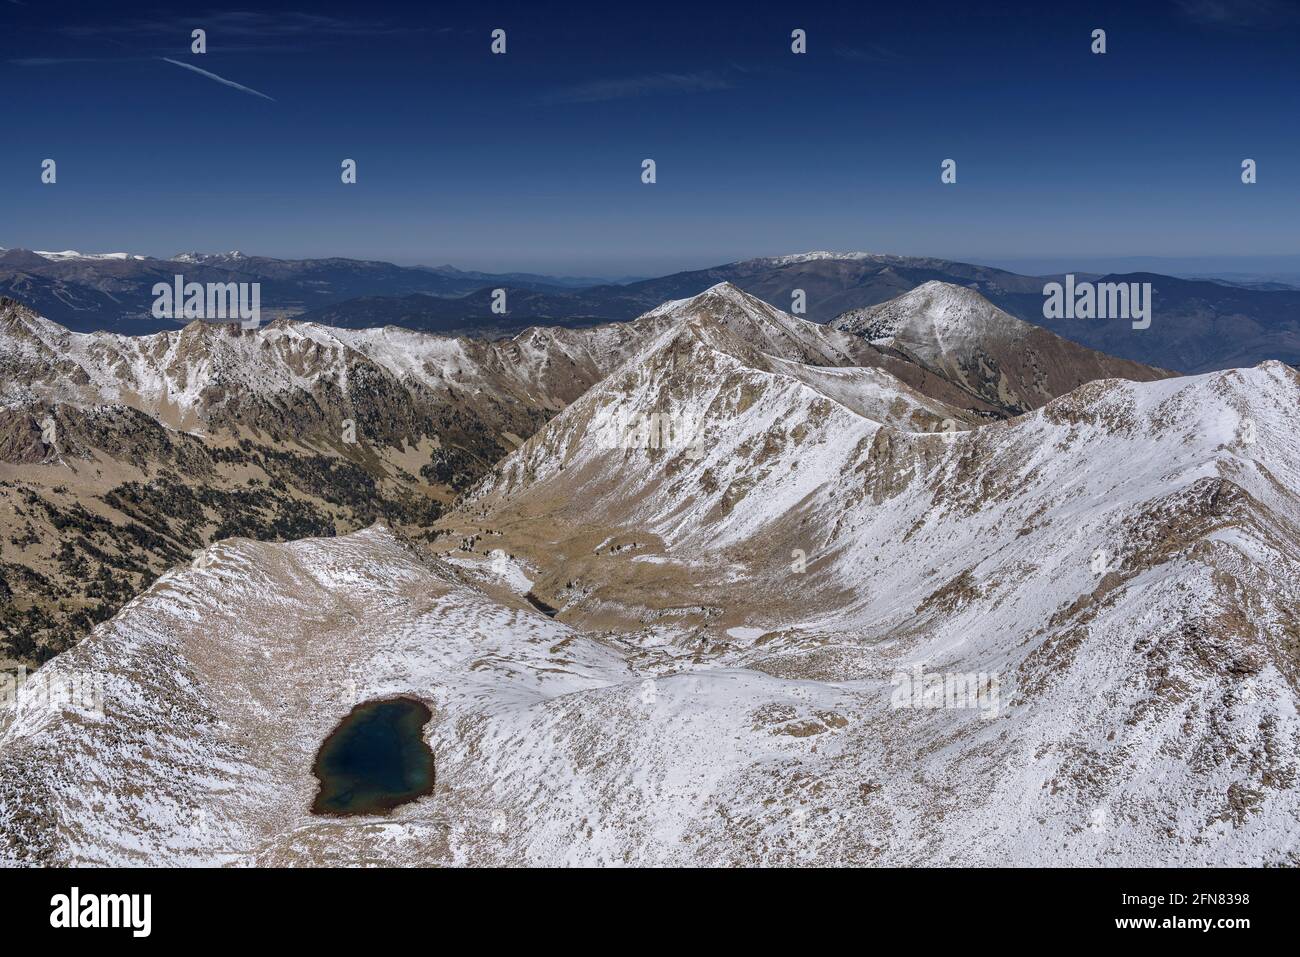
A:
4,249,1299,372
2,282,1297,867
0,296,653,663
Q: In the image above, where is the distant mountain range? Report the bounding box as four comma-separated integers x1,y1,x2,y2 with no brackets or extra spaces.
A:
3,247,1299,373
0,247,591,334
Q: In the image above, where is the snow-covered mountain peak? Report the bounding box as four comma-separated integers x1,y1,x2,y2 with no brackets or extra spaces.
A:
834,280,1027,347
741,251,883,267
831,281,1168,414
32,249,149,262
646,280,764,314
636,281,869,369
171,250,250,265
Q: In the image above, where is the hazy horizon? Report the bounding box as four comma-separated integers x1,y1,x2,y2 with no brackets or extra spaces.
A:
7,243,1300,285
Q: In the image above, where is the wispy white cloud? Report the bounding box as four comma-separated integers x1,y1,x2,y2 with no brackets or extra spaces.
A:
159,57,275,101
541,71,734,105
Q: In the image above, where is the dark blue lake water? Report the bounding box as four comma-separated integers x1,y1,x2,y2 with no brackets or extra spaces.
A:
311,697,436,816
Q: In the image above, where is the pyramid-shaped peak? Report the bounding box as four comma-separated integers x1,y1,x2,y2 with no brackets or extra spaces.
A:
833,280,1025,345
886,279,1004,312
642,281,781,323
696,280,757,301
633,283,869,368
831,280,1167,414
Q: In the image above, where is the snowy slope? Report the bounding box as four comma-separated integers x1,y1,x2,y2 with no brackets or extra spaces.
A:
2,284,1297,866
464,284,976,554
444,288,1300,865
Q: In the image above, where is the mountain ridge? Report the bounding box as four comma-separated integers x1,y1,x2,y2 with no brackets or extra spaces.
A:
3,281,1297,865
5,247,1299,372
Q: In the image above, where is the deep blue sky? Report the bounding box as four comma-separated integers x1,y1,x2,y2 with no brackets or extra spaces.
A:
2,0,1297,276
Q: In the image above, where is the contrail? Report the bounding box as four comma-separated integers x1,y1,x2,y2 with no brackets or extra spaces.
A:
159,57,275,101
